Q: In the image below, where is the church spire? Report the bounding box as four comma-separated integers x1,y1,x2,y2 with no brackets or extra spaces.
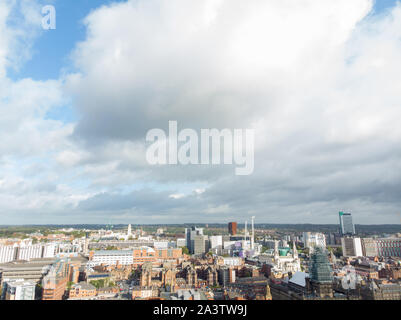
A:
274,240,279,260
292,241,298,259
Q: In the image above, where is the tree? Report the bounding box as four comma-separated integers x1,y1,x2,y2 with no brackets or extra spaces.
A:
181,246,189,255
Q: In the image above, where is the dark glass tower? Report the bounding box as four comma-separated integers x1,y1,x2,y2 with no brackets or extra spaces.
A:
339,211,355,235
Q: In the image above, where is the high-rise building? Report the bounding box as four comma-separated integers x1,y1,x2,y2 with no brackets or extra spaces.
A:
339,211,355,235
193,235,209,255
185,227,204,253
228,222,237,236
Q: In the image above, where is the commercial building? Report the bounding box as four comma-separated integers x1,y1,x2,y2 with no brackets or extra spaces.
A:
302,232,326,250
1,280,36,300
88,247,182,267
0,245,17,263
42,258,71,300
228,222,238,236
185,227,204,254
339,211,355,235
209,236,223,249
193,235,209,255
362,238,401,257
0,258,54,286
341,237,363,257
218,267,236,286
176,238,186,248
0,243,57,264
89,250,134,266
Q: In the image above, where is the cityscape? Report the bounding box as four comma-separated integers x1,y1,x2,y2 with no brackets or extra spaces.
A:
0,212,400,301
0,0,401,314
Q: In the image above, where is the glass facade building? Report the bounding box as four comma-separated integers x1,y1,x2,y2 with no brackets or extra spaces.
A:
339,211,355,235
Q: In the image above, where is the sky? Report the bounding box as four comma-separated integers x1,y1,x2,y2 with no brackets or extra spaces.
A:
0,0,401,225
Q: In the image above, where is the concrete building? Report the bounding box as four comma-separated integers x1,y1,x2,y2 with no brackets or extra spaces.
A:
0,243,57,264
362,238,401,258
2,280,36,300
0,245,17,264
209,236,223,249
341,237,363,257
302,232,326,250
176,238,186,248
89,250,134,266
193,235,209,255
0,258,55,286
185,227,204,254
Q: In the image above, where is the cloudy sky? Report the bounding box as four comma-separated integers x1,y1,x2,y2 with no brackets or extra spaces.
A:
0,0,400,225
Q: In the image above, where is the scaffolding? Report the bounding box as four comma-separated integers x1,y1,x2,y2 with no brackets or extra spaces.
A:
308,247,333,283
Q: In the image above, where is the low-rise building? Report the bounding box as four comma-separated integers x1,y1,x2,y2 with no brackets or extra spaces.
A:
68,282,97,299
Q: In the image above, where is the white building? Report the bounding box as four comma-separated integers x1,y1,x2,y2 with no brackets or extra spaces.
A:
302,232,326,250
89,250,133,266
223,241,236,250
2,280,36,300
42,243,57,258
17,244,43,261
220,257,243,267
0,245,16,263
209,236,223,249
176,238,186,248
341,237,363,257
153,241,169,249
265,241,301,275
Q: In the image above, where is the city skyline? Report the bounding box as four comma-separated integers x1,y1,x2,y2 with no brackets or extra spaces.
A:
1,0,401,225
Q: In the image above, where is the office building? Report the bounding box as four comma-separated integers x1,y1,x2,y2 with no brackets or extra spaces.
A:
209,236,223,249
341,237,363,257
0,243,57,264
185,227,204,254
339,211,355,235
2,280,36,300
176,238,186,248
362,238,401,257
42,258,71,300
228,222,238,236
0,258,55,286
302,232,326,250
193,235,209,255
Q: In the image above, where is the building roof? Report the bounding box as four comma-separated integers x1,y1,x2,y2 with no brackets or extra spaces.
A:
93,250,133,256
289,272,309,287
72,282,96,291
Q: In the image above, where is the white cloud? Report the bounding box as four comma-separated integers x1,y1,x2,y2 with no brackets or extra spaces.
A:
1,0,401,224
